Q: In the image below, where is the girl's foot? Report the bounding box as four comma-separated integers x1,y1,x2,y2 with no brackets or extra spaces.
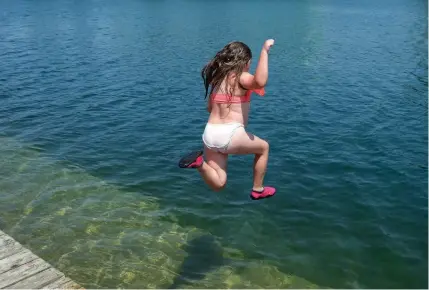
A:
178,150,204,168
250,186,276,200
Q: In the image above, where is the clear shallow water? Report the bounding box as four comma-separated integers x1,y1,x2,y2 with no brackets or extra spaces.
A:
0,0,427,288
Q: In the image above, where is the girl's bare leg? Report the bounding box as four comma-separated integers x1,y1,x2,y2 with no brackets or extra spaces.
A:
226,127,269,190
197,147,228,191
178,128,274,199
226,127,276,199
178,147,228,191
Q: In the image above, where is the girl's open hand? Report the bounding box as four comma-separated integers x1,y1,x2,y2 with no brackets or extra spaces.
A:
264,39,275,52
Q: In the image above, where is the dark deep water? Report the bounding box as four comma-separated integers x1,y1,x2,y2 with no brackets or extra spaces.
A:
0,0,427,288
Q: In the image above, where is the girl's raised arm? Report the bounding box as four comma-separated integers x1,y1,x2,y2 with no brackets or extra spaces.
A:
239,39,274,89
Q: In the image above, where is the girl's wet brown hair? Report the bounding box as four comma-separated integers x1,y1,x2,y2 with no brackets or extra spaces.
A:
201,41,252,101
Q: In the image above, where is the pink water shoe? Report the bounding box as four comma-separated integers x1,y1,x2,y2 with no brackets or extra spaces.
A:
178,150,204,168
250,186,276,200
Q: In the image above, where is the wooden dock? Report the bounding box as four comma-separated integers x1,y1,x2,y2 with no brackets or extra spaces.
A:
0,229,83,289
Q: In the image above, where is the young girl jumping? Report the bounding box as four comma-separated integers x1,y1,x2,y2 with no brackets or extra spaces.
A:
178,39,276,200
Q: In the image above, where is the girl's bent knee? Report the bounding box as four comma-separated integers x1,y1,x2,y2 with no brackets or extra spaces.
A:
212,179,226,192
261,140,269,153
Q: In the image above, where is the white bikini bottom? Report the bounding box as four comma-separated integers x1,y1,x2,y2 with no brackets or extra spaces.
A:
202,122,245,153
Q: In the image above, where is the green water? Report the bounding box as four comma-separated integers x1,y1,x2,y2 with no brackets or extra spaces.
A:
0,137,319,288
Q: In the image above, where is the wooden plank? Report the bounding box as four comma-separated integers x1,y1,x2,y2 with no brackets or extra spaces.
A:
8,268,64,289
0,237,24,260
0,232,14,242
42,276,73,289
0,257,51,288
0,229,82,289
0,249,38,274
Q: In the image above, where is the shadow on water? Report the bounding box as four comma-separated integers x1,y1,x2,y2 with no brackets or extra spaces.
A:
168,234,225,289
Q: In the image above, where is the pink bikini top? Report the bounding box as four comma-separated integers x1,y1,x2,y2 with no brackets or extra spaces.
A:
211,88,265,104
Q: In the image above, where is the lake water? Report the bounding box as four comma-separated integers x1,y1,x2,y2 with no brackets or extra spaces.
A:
0,0,427,288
